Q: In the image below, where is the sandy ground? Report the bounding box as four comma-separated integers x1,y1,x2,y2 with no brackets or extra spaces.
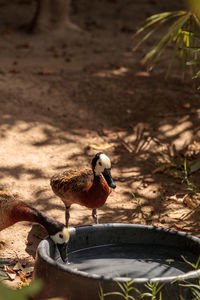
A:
0,0,200,288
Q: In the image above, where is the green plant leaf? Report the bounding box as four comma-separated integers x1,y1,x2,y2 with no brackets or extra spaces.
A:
133,5,200,82
135,11,183,35
179,283,200,290
133,20,166,51
134,11,188,51
194,70,200,78
140,292,153,298
0,280,42,300
0,269,8,281
182,30,200,40
143,13,191,64
186,47,200,51
190,161,200,173
166,33,182,76
193,13,200,27
155,283,165,294
117,281,127,295
103,291,126,297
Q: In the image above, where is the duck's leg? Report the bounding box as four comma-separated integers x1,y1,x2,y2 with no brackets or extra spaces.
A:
92,209,98,224
65,206,70,227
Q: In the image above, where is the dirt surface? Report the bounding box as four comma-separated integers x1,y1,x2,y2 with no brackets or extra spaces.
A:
0,0,200,287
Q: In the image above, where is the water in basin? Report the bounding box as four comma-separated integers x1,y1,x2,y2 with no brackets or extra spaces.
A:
58,244,195,278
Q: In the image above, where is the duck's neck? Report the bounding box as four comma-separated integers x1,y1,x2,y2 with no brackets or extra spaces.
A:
10,201,62,235
93,173,101,181
92,173,109,191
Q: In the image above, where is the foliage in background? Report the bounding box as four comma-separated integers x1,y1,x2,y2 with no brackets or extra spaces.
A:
0,258,9,281
176,255,200,300
133,0,200,84
140,281,165,300
99,279,140,300
99,278,200,300
0,280,42,300
185,31,200,85
99,280,165,300
183,159,199,194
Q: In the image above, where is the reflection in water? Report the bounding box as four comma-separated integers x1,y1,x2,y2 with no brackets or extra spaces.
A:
58,244,195,278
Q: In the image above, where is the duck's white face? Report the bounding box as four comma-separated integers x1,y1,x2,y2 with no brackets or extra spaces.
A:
94,153,111,175
50,227,70,245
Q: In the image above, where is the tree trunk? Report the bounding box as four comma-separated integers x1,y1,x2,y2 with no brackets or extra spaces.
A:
31,0,80,33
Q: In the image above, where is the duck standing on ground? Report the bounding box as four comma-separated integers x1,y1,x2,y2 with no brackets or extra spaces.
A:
50,152,116,226
0,190,69,262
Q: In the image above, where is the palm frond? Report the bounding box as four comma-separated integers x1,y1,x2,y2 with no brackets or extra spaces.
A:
133,6,200,80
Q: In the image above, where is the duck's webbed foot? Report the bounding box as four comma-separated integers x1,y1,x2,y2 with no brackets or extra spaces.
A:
92,209,98,224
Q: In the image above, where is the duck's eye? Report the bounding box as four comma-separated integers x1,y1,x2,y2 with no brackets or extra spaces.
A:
99,161,102,166
59,234,63,239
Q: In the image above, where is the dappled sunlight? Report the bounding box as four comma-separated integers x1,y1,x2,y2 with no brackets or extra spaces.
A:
121,167,141,176
93,66,129,78
0,165,46,181
158,121,192,138
1,67,199,238
0,0,200,266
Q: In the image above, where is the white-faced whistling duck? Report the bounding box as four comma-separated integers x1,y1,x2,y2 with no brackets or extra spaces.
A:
50,152,116,226
0,190,69,262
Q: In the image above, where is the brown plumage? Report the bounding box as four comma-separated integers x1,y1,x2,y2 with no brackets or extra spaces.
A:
50,152,116,226
0,190,69,261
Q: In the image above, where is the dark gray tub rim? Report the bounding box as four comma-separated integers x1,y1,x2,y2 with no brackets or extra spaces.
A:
37,223,200,284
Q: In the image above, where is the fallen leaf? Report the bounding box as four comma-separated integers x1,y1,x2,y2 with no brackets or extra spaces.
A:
99,129,111,136
190,160,200,173
166,195,178,201
183,103,191,109
88,143,116,150
21,266,34,277
173,224,190,232
183,194,196,208
13,261,23,271
4,266,16,281
165,259,175,263
152,163,177,174
18,271,27,283
111,67,128,76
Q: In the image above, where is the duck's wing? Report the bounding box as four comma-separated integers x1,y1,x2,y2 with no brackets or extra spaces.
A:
50,169,93,197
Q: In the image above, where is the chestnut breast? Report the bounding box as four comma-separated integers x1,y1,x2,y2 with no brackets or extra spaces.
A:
78,175,110,209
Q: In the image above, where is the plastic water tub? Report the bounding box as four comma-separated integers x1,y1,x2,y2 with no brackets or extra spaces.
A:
33,224,200,300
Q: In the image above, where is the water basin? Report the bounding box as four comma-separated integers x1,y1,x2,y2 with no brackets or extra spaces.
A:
33,224,200,300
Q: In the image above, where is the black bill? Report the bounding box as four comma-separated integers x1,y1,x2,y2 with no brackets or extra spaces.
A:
102,168,116,189
57,242,68,263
